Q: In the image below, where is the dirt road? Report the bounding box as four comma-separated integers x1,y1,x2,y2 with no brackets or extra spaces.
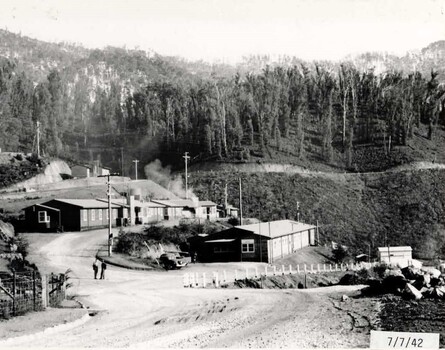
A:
4,230,374,348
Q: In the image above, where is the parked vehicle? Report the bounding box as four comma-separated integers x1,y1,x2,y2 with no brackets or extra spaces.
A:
159,251,191,270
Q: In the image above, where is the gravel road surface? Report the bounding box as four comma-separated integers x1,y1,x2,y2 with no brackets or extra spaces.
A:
2,229,374,348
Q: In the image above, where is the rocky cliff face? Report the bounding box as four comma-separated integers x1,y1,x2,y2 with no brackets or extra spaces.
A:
3,159,71,193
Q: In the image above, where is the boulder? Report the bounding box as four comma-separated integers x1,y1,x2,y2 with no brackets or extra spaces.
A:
382,275,407,294
410,259,423,269
401,266,421,280
430,277,442,287
404,283,423,300
423,286,445,299
0,220,14,239
383,268,404,278
341,294,349,302
421,267,441,279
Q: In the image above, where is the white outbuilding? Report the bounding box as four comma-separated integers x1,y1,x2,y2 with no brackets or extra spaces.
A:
378,246,413,267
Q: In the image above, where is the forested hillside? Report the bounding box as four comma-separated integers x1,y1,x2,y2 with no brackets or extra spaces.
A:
0,29,444,174
189,169,445,260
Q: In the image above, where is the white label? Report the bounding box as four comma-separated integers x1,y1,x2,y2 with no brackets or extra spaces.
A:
370,331,440,349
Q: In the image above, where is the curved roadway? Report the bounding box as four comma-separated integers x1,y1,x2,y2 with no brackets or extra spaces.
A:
6,229,369,348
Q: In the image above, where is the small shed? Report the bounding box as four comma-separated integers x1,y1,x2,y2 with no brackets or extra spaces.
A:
378,246,413,267
71,164,92,178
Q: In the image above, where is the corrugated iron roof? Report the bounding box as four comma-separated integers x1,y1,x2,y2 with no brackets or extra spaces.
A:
50,199,123,209
96,198,129,208
139,201,166,208
205,239,236,243
199,201,217,207
378,246,412,252
34,204,60,211
151,199,217,208
235,219,316,239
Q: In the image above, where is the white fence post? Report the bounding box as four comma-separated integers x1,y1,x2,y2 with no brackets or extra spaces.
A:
265,266,268,276
304,264,307,273
223,270,227,283
183,273,189,288
297,264,300,273
335,264,338,271
202,273,206,288
245,268,249,279
190,273,195,287
255,267,259,278
235,270,238,281
323,264,326,272
317,264,320,273
289,265,292,275
195,272,199,287
273,266,277,275
310,264,314,273
281,265,285,275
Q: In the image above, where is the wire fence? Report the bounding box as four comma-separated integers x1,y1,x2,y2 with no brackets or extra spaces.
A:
183,262,377,288
0,270,66,319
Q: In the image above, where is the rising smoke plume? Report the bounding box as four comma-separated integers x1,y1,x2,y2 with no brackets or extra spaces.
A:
144,159,197,199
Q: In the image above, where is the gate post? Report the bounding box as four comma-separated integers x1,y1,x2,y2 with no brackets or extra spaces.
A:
41,274,48,308
12,271,16,316
32,270,36,311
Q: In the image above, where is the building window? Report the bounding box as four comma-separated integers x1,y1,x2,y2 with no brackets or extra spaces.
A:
83,210,87,221
38,211,49,223
91,209,95,221
98,209,103,221
241,239,255,253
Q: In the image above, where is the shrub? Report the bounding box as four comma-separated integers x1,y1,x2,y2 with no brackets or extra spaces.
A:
228,217,240,226
332,245,349,263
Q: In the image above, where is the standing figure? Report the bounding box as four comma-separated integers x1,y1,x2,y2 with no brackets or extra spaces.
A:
100,260,107,279
93,259,99,279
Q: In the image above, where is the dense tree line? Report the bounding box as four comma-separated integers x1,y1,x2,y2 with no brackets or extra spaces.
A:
1,55,444,169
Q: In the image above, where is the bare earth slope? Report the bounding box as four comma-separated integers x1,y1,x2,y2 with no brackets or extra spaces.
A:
0,230,374,348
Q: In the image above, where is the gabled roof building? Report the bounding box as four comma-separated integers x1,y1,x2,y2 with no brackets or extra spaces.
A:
192,219,317,263
23,199,128,232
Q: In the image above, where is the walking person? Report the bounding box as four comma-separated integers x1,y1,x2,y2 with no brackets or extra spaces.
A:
100,259,107,280
92,259,99,279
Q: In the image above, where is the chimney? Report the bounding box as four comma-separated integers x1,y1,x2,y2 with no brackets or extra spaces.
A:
128,195,135,225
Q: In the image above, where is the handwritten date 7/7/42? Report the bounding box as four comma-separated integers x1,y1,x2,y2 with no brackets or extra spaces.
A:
388,336,423,348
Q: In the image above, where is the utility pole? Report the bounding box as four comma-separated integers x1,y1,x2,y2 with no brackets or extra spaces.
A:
98,173,119,257
132,160,139,180
239,177,243,226
316,220,320,246
183,152,190,199
224,182,228,216
120,147,124,177
36,121,40,157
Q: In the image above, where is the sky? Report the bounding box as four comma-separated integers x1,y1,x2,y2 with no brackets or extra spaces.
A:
0,0,444,63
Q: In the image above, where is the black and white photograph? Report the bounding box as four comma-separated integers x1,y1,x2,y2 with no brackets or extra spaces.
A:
0,0,444,348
